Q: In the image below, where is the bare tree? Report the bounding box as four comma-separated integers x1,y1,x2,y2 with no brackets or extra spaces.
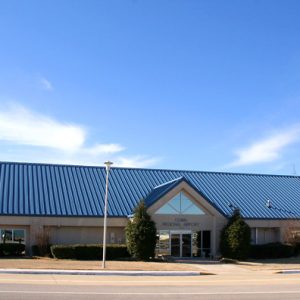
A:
35,226,51,256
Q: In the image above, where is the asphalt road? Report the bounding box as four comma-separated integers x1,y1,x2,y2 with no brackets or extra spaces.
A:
0,273,300,300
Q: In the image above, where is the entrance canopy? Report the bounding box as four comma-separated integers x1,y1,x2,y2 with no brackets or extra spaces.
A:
145,177,218,258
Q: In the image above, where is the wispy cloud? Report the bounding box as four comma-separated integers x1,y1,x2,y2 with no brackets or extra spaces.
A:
0,103,159,168
227,126,300,168
39,77,53,91
116,156,161,168
0,103,85,151
84,144,125,155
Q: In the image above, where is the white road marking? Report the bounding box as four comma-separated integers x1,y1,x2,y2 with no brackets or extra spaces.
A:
0,291,300,295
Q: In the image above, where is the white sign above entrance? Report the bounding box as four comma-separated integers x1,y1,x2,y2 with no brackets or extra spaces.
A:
161,217,201,229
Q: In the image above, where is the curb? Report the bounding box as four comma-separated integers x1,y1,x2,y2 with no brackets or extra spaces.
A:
0,269,201,276
278,270,300,274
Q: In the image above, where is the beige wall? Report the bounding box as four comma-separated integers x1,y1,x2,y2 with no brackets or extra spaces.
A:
1,196,299,256
0,216,128,254
48,226,126,245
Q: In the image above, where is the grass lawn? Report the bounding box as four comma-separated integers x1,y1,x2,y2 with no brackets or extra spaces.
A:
0,256,300,272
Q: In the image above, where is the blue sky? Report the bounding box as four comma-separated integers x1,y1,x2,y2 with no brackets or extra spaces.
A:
0,0,300,174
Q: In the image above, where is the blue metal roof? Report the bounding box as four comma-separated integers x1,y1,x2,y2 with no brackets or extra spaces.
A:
0,161,300,219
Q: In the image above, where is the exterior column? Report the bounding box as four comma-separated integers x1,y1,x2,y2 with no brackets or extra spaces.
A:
279,226,286,243
255,228,259,244
211,215,216,258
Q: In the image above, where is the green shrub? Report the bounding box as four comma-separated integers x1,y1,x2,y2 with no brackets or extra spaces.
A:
31,245,40,256
249,242,295,259
125,200,157,260
106,245,130,260
294,243,300,256
74,245,99,260
0,243,25,256
220,209,251,260
31,244,52,257
50,244,129,260
51,245,76,259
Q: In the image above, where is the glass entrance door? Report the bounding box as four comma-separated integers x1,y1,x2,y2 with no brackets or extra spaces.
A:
170,232,192,257
182,234,192,257
171,234,180,256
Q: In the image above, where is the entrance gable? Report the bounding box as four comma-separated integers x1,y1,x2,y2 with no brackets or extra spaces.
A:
146,177,224,218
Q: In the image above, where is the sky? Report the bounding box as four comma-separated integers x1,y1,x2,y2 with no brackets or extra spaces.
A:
0,0,300,175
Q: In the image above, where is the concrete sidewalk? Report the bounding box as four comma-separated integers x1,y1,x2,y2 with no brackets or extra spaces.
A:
0,268,202,276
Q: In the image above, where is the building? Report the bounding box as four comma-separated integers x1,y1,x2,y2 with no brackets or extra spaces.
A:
0,161,299,257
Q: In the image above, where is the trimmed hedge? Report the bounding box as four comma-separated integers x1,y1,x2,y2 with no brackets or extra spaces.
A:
31,244,52,257
294,243,300,256
31,245,40,256
249,243,295,259
50,244,130,260
0,243,25,256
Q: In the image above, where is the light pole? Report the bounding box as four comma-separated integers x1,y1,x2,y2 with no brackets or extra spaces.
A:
102,161,113,269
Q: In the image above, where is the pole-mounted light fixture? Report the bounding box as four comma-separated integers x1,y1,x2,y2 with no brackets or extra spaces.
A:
102,161,113,269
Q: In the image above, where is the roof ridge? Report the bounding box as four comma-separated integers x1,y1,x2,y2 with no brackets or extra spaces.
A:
153,176,184,189
0,160,299,178
0,160,103,169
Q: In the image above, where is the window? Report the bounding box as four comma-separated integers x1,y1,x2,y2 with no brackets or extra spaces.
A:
255,227,280,244
155,192,205,215
0,229,25,244
157,230,170,256
291,230,300,239
110,232,115,243
195,230,211,257
250,228,257,245
0,230,12,243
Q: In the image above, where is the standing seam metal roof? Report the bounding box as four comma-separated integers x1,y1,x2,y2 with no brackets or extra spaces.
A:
0,161,300,219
